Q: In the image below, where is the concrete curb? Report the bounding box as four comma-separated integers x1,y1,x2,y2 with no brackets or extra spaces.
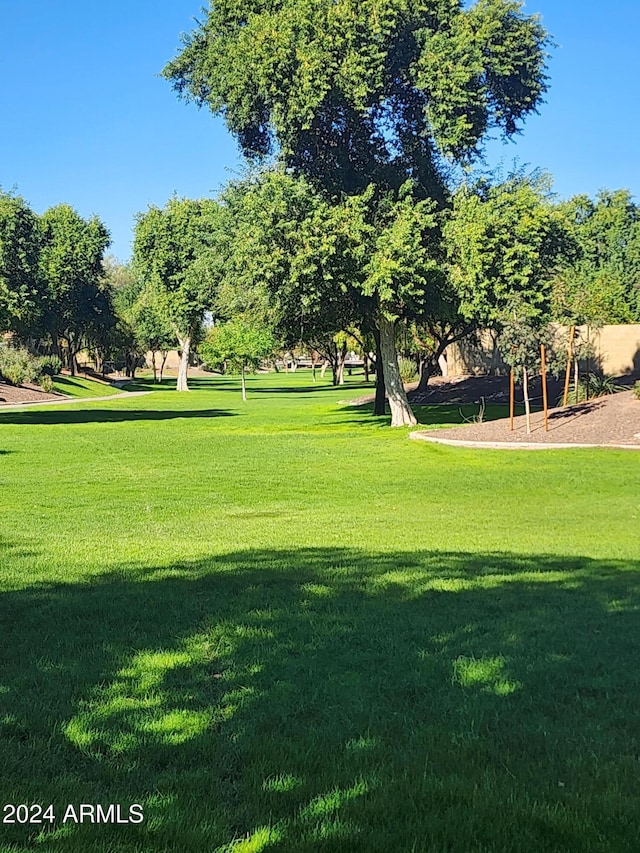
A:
409,431,640,451
0,391,152,411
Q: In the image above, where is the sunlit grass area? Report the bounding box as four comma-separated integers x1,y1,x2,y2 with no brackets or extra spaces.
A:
52,374,123,398
1,371,639,852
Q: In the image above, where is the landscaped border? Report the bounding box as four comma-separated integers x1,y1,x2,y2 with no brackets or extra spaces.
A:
409,432,640,451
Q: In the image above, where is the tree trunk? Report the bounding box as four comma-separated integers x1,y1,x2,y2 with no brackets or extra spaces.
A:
176,335,191,391
523,366,532,434
151,351,158,383
585,325,591,401
336,341,347,386
378,310,416,426
416,356,432,393
325,343,340,386
65,336,77,376
241,364,247,401
320,360,328,379
438,352,448,377
160,352,168,383
373,329,386,415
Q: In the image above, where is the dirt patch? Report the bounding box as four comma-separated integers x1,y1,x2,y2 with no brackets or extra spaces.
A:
0,381,63,407
413,390,640,448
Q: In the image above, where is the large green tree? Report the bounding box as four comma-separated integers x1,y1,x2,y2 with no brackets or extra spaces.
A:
133,197,220,391
553,190,640,326
444,172,571,329
444,172,571,415
0,190,43,336
39,204,112,374
214,170,364,386
164,0,550,424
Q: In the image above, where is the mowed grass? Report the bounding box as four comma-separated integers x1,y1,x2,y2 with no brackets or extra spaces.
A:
52,375,123,398
0,371,639,853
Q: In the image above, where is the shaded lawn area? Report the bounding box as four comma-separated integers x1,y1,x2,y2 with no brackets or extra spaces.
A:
0,372,639,852
1,549,639,853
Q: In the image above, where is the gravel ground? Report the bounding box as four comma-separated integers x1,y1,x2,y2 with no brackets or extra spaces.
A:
414,390,640,447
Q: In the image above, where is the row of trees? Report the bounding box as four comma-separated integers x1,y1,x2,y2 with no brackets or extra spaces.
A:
3,172,639,416
0,194,111,373
3,0,640,425
127,169,640,414
0,192,178,382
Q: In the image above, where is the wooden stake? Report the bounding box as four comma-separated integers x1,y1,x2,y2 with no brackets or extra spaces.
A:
509,368,515,431
540,344,549,432
585,325,590,401
562,324,575,407
523,366,531,435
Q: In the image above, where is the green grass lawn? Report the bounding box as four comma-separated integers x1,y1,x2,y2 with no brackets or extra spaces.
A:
0,372,639,852
52,375,123,398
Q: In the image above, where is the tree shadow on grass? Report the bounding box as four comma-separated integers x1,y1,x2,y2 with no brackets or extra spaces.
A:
329,402,532,430
248,381,372,396
0,409,237,426
1,548,639,852
125,377,239,392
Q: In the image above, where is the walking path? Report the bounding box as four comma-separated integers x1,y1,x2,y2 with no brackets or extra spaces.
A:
0,391,152,411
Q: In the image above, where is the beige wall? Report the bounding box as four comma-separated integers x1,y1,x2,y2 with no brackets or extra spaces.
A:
146,350,181,371
587,325,640,376
447,324,640,378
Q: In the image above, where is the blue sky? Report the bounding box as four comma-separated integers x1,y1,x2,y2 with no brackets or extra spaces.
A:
1,1,639,261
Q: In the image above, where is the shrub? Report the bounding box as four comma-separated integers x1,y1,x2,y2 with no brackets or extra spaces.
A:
560,374,626,405
0,342,40,386
398,357,417,383
38,374,54,393
39,355,62,376
0,343,60,387
634,381,640,400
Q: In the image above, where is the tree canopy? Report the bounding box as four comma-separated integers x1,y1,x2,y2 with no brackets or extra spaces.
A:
164,0,551,425
164,0,550,194
133,196,221,390
553,189,640,325
0,190,43,335
39,204,112,374
445,172,571,328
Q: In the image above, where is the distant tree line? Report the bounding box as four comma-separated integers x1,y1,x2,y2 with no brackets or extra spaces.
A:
0,191,175,383
2,176,640,414
2,0,640,423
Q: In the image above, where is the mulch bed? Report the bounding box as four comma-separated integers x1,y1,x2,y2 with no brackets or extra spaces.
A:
414,390,640,448
0,381,63,406
348,373,640,448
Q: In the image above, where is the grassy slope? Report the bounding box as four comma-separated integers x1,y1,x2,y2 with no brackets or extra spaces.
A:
0,372,638,853
52,375,123,398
